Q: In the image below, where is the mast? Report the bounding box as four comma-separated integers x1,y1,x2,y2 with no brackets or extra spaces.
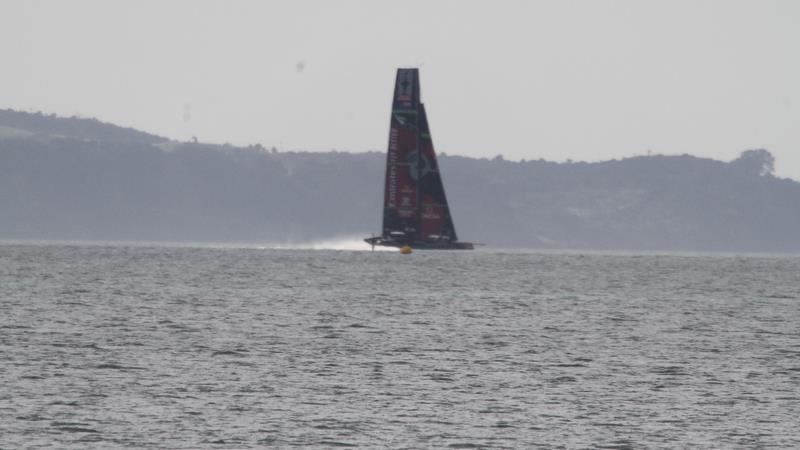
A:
381,68,421,240
415,90,422,241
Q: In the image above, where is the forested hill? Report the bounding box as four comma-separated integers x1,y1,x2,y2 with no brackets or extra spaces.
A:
0,109,167,144
2,109,799,252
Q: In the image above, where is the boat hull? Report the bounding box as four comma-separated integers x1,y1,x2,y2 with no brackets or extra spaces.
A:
364,236,474,250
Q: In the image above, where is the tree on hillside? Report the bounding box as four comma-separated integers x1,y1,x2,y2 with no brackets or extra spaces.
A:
732,149,775,177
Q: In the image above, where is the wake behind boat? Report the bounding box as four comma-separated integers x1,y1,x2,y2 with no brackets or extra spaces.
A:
365,68,474,250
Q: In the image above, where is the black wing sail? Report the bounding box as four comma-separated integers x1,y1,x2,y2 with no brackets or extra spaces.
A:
381,68,421,241
366,68,474,250
417,103,458,242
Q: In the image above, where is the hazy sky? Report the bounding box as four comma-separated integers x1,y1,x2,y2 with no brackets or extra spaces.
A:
3,1,799,179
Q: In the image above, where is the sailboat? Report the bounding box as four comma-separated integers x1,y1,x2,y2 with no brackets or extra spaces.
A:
365,68,474,250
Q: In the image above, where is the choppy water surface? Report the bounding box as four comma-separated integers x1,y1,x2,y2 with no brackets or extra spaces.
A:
1,243,799,448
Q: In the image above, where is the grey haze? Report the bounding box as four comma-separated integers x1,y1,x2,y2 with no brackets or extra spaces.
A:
2,1,799,179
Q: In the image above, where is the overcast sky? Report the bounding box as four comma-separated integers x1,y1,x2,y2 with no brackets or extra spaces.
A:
3,0,799,179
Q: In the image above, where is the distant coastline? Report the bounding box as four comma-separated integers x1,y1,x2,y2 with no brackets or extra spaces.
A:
2,109,799,252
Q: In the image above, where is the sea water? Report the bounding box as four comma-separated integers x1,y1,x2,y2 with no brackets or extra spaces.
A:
1,242,799,448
